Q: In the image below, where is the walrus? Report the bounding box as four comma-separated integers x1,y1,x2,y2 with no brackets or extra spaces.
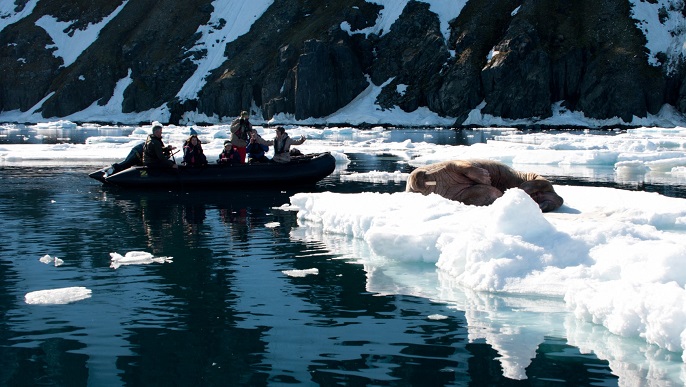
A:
406,159,564,212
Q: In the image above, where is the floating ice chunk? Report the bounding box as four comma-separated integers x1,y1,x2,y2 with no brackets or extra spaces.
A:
109,251,173,269
39,254,64,266
646,157,686,172
614,160,648,171
282,268,319,277
427,314,449,320
35,120,77,130
340,170,408,183
265,222,280,228
25,286,92,304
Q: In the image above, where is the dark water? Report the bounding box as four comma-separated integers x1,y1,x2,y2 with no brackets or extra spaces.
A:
0,160,629,387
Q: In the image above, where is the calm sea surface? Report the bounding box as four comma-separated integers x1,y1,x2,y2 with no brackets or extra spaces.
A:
1,128,683,386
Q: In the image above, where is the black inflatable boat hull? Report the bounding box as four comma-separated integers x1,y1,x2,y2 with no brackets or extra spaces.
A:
90,152,336,188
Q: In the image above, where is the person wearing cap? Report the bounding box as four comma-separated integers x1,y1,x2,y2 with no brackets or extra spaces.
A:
229,111,253,163
143,122,177,168
259,126,306,163
217,140,240,165
182,133,208,167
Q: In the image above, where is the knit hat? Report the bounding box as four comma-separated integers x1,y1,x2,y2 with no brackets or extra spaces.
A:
223,140,232,146
151,121,163,131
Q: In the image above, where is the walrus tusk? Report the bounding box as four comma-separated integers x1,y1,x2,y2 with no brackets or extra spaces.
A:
425,181,436,186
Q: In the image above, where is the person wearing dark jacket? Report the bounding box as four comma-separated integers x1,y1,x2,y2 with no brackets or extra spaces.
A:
246,132,270,163
143,122,177,168
106,142,144,175
182,134,208,167
217,140,240,165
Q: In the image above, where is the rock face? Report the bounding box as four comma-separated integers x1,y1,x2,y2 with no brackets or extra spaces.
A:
0,0,685,125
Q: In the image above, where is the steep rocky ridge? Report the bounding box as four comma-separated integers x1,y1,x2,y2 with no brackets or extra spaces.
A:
0,0,685,126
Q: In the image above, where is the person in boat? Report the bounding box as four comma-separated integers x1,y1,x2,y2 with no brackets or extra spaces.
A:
106,141,144,175
230,110,253,164
143,121,177,169
217,140,240,165
182,130,208,167
246,132,270,164
259,126,306,163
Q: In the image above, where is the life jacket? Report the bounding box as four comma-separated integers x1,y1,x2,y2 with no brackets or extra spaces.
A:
143,135,164,162
274,135,289,154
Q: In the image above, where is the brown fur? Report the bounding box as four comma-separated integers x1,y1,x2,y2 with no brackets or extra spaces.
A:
406,159,563,212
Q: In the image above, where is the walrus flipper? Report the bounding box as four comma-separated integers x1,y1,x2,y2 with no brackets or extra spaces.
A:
455,164,492,186
456,184,504,206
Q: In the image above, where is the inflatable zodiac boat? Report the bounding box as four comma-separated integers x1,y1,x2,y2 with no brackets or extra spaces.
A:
89,152,336,188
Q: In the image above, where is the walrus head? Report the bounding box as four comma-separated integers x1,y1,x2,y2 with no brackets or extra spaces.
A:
406,170,435,193
520,181,564,212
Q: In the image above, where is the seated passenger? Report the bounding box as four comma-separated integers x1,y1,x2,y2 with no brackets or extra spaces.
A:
217,140,240,165
143,122,177,169
246,132,270,164
182,132,208,167
107,142,144,175
261,126,306,163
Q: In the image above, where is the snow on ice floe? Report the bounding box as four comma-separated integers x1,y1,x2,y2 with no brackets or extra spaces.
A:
284,184,686,368
109,251,173,270
39,254,64,266
282,268,319,277
25,286,92,305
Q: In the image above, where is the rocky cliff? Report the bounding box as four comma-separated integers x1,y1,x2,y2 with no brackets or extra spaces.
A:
1,0,685,126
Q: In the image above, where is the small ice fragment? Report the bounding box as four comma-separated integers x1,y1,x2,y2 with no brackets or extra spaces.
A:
428,314,449,320
282,268,319,277
25,287,92,304
265,222,280,228
109,251,173,269
40,255,64,266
